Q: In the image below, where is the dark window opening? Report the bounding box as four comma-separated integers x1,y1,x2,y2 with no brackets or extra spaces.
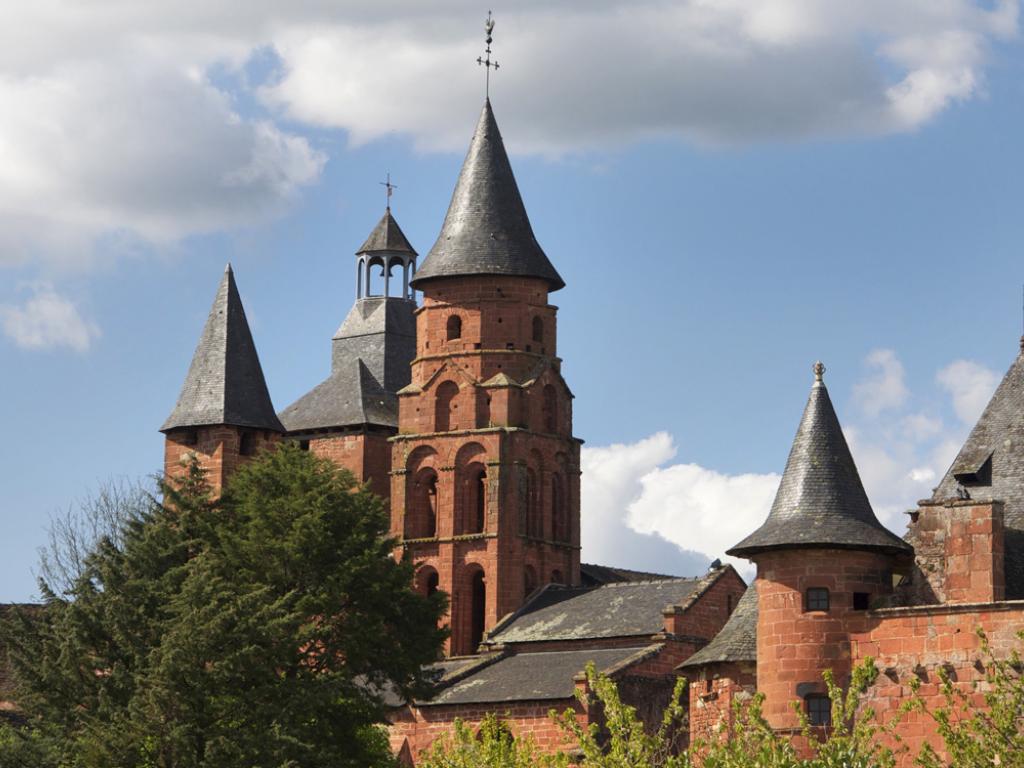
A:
506,342,514,349
183,429,199,446
532,316,544,343
552,474,566,542
446,315,462,341
805,693,831,726
474,468,486,532
542,385,557,433
298,439,310,451
435,381,459,432
551,569,564,584
470,571,486,651
853,592,871,611
239,432,255,456
726,594,734,614
426,571,439,596
806,587,830,612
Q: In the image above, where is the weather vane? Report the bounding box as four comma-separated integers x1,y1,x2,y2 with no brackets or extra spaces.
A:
477,11,499,98
380,172,397,211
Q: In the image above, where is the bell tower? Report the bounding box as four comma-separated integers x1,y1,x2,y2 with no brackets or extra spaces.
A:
392,100,581,656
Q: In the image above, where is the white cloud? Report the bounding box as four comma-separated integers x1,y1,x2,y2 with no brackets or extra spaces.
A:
0,1,1017,265
853,348,909,417
580,432,777,578
580,350,1003,576
0,283,100,352
937,359,1001,424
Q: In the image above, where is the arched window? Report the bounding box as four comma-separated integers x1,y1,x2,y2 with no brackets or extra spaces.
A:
470,569,486,651
552,474,566,542
542,385,557,433
435,381,459,432
447,315,462,341
406,468,438,539
532,316,544,343
526,468,541,538
416,567,440,597
550,569,564,585
524,565,537,599
472,466,486,533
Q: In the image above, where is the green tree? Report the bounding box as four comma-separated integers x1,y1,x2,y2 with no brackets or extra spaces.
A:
1,445,447,768
910,628,1024,768
418,714,568,768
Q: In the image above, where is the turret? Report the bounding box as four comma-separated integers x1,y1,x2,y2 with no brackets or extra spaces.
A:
727,362,911,729
161,264,283,492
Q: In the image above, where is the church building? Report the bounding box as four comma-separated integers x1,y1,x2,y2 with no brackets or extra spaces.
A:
159,85,1024,768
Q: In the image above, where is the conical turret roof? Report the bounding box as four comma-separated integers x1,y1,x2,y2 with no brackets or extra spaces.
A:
728,362,910,558
410,100,564,291
356,208,417,256
161,265,284,433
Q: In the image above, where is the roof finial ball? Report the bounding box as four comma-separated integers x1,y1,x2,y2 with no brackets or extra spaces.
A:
813,360,826,385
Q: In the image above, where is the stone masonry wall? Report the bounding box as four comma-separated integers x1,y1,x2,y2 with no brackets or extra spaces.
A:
852,601,1024,766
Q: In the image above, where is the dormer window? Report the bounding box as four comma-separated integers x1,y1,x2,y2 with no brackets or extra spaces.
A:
805,587,830,612
952,449,993,486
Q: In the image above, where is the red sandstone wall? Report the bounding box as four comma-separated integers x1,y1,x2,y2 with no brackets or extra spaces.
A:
390,697,585,764
164,426,279,494
904,500,1004,605
665,568,747,642
309,430,392,501
687,662,757,749
754,549,895,728
852,602,1024,766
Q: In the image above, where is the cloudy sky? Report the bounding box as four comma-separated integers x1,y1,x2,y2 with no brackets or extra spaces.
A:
2,1,1023,598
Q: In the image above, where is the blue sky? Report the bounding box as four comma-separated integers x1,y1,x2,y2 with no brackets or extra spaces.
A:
1,2,1023,600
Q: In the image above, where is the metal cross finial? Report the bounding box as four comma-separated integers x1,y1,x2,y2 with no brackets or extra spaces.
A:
380,172,397,211
477,11,499,98
813,360,826,384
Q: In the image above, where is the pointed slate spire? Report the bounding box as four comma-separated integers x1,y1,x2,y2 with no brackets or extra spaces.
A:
728,362,910,557
356,208,418,256
161,265,284,433
410,100,564,291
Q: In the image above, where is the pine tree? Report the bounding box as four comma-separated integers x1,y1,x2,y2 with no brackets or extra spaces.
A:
0,445,447,767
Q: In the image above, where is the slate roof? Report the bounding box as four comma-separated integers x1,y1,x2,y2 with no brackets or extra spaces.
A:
678,583,758,669
279,296,415,433
162,265,284,433
930,344,1024,598
357,208,417,256
410,99,564,292
420,646,654,706
580,562,678,587
487,577,703,644
728,364,910,557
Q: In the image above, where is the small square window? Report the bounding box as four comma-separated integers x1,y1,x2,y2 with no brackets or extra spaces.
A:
805,693,831,726
853,592,871,610
298,439,310,452
806,587,830,612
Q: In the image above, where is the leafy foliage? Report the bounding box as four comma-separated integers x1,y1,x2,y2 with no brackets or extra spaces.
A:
910,628,1024,768
0,445,447,768
418,714,568,768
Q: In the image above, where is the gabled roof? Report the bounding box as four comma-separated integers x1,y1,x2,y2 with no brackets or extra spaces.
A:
161,265,283,433
419,646,655,706
580,562,678,587
728,363,910,558
278,359,396,432
487,577,704,644
410,99,564,291
356,208,417,256
678,583,758,669
931,343,1024,598
279,296,415,433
